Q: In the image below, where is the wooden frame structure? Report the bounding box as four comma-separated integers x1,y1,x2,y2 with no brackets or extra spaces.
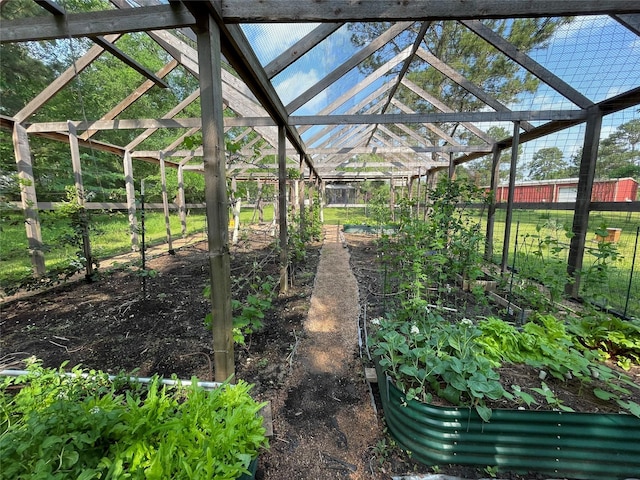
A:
2,0,640,379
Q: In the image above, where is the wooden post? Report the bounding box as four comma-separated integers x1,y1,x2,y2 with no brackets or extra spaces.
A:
196,14,234,382
12,123,45,276
448,152,456,179
123,150,139,251
68,121,93,280
177,159,188,237
299,155,306,239
566,107,603,297
501,122,520,273
320,180,325,223
485,143,501,262
159,152,175,254
278,125,289,293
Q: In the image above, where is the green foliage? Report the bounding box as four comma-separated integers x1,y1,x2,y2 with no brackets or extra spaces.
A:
580,224,623,307
0,358,268,479
517,219,574,306
204,266,277,346
568,311,640,370
476,313,640,416
378,176,489,306
371,309,508,422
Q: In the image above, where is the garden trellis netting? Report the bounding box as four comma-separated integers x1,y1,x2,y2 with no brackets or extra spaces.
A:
1,1,640,377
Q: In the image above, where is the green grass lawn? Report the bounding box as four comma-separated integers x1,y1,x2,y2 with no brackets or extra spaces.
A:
3,205,638,318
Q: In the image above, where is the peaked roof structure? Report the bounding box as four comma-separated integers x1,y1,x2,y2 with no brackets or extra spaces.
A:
2,1,639,183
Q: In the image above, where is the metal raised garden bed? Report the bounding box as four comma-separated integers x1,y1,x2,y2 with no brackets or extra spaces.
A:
375,361,640,480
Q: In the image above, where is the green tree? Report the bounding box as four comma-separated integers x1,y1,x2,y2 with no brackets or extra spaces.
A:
350,18,571,154
569,118,640,180
527,147,568,180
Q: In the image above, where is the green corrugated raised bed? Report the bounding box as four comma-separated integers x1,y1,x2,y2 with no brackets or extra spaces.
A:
375,362,640,480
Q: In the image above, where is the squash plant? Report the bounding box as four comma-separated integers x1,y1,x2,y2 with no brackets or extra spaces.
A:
0,358,269,479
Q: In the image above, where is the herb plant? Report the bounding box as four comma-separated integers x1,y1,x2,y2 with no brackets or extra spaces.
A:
1,358,268,479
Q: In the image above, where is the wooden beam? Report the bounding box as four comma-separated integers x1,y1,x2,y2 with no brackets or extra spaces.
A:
159,153,175,254
90,36,170,89
220,1,640,22
264,23,344,79
122,150,139,250
278,124,288,293
613,13,640,35
0,4,196,43
460,20,594,109
286,22,413,112
14,35,121,122
290,110,586,125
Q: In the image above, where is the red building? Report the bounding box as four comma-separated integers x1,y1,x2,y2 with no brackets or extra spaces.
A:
494,178,639,203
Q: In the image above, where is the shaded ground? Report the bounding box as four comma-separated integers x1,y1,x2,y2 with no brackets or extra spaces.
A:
2,227,639,479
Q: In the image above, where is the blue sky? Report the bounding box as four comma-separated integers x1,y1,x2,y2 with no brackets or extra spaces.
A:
241,16,639,173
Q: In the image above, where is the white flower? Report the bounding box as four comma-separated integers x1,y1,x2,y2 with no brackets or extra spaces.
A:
410,325,420,335
90,406,101,415
371,317,381,326
461,318,473,326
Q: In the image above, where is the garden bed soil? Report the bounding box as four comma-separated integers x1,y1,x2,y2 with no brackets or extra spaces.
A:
1,227,639,480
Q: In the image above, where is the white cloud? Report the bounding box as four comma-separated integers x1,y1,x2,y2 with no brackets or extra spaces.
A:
274,69,328,114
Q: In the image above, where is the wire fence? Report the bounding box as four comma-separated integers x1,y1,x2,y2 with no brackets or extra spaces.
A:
480,207,640,320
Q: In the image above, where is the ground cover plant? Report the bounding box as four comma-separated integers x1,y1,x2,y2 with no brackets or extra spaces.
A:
0,358,268,480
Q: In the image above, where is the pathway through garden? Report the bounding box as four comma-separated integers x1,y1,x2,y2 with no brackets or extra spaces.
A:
260,225,381,479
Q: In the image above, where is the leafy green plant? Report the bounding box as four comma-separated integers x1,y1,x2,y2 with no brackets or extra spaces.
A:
0,358,268,479
371,308,508,422
568,311,640,370
580,224,623,307
204,273,276,346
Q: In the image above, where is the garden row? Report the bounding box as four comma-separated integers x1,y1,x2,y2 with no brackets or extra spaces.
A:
358,177,640,479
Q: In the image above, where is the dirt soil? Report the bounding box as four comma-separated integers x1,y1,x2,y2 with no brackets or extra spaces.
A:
2,226,639,480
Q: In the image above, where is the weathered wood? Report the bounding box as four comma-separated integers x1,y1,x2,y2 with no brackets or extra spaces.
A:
122,150,139,251
278,125,289,293
159,153,175,254
195,12,235,382
0,5,196,43
290,109,585,126
13,123,46,276
566,108,603,297
484,144,501,262
501,122,520,273
220,0,640,22
68,121,94,279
